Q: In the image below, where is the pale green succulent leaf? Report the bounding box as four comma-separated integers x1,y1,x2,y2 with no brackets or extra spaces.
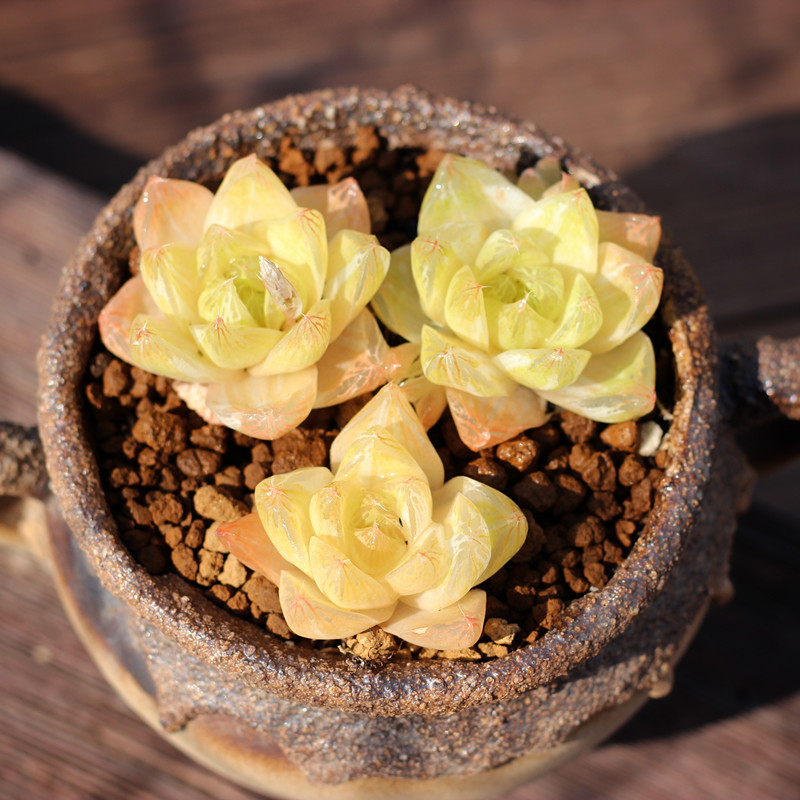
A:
309,536,398,610
254,466,333,573
512,188,599,276
546,273,603,348
488,295,556,351
139,243,200,322
410,234,465,324
494,347,591,391
597,210,661,262
371,244,428,344
190,318,283,370
474,228,549,282
445,385,548,451
291,177,371,237
331,382,445,490
128,313,233,383
444,265,490,351
410,492,491,611
381,590,486,650
585,243,664,354
249,299,332,376
325,229,390,341
419,154,534,234
247,208,327,309
384,522,444,596
420,325,515,397
506,261,565,321
205,366,318,439
539,331,656,423
204,154,297,231
279,569,395,640
197,275,258,328
133,176,214,251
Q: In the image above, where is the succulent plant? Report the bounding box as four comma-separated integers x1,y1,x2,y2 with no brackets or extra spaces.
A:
99,155,408,439
372,154,663,450
217,383,527,650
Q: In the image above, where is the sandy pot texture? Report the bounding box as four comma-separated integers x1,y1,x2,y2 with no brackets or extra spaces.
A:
3,86,797,800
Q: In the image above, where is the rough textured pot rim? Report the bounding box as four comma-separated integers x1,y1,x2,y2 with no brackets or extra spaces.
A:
37,85,717,718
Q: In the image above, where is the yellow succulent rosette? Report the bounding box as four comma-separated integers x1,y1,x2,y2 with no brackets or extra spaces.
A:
100,155,409,439
372,154,664,450
218,384,527,651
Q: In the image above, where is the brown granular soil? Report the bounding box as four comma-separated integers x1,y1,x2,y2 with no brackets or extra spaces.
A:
83,129,671,662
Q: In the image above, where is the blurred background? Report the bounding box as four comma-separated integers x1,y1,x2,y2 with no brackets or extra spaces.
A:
1,1,798,798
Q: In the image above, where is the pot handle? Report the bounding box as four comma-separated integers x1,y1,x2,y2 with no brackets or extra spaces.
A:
0,422,50,555
719,335,800,470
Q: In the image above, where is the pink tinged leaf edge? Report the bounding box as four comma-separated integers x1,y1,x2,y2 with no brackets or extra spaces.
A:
215,512,290,585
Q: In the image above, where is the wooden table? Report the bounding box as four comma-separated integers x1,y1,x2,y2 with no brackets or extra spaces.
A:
1,2,799,797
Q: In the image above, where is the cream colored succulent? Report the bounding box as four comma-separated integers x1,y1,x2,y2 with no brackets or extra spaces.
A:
99,155,409,439
372,154,664,450
217,383,527,650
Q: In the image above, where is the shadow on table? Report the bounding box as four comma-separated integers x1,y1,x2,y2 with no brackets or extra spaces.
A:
0,85,143,196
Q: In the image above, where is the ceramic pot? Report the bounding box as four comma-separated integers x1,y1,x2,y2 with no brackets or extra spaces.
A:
3,86,799,800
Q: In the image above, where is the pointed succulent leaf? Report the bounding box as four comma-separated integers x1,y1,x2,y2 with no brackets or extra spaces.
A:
205,366,318,439
445,385,548,451
585,243,663,354
419,154,534,233
546,273,603,348
391,353,449,430
349,521,408,579
308,536,398,610
133,176,214,251
420,325,515,397
291,177,371,237
381,590,486,650
331,382,445,489
139,243,200,321
443,264,490,351
409,492,492,611
474,228,549,282
248,207,327,308
98,276,160,363
197,274,258,328
371,244,428,344
324,229,390,341
539,331,656,422
313,309,392,408
128,313,234,383
506,260,565,321
384,522,444,596
279,569,395,640
215,512,292,585
410,232,469,324
597,210,661,262
494,346,591,391
513,188,599,276
249,299,332,376
204,154,297,231
191,317,283,369
253,466,333,573
488,295,556,351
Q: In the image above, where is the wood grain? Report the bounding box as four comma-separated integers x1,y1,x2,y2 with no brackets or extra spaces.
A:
0,1,798,797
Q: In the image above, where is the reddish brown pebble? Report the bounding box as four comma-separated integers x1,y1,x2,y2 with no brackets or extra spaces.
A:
251,442,272,465
198,549,225,583
191,425,229,453
603,540,625,564
529,422,562,448
551,473,587,514
171,543,198,581
600,421,639,452
540,561,560,584
496,436,540,471
244,462,268,490
511,471,557,512
560,411,598,444
582,544,604,564
184,519,205,549
588,491,622,521
176,448,223,478
464,457,508,491
208,584,234,603
132,410,188,456
267,613,292,638
146,491,184,526
161,525,183,548
545,446,570,471
110,466,139,488
244,575,282,614
584,561,608,588
618,454,647,486
102,360,130,397
616,519,637,547
581,451,617,492
563,565,590,594
271,428,329,473
568,443,594,473
226,590,251,615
